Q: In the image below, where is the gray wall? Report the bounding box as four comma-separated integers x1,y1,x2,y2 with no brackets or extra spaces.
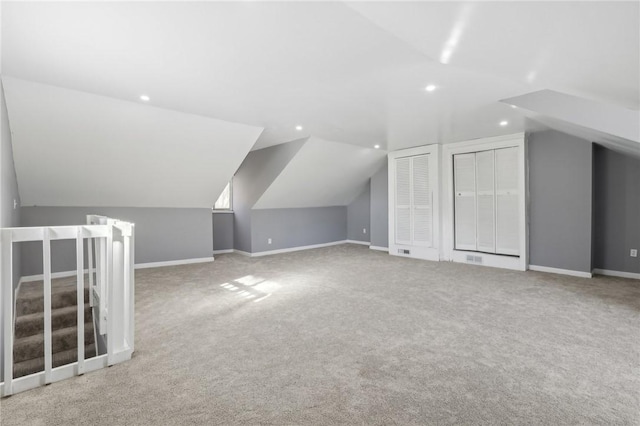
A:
20,206,213,276
1,80,22,381
528,130,593,273
347,182,370,242
593,145,640,274
370,162,388,248
213,212,234,251
251,206,347,253
233,139,306,252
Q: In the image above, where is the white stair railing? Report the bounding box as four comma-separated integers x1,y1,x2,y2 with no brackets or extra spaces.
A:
0,216,134,397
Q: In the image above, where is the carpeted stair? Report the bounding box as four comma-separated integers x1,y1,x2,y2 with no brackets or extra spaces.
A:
13,279,97,378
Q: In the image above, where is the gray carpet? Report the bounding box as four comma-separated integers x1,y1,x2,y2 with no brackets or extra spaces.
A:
1,244,638,425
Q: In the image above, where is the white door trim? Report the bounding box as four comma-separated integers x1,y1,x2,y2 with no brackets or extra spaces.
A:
388,144,440,261
442,133,528,271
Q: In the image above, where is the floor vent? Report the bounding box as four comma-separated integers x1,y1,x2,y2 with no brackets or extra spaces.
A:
466,255,483,264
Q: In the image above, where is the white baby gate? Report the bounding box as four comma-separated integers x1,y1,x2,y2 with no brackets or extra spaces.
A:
0,215,135,396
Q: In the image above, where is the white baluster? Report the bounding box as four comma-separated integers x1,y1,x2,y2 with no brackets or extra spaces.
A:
43,228,52,384
76,228,85,375
2,229,14,396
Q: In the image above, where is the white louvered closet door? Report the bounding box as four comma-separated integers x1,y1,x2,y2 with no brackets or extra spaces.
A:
395,157,412,245
495,147,520,255
389,145,439,261
412,154,432,247
454,153,477,251
475,150,496,253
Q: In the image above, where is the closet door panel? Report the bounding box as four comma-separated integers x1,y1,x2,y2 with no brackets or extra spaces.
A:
454,153,477,250
495,147,520,255
412,154,432,246
475,150,496,253
395,157,412,245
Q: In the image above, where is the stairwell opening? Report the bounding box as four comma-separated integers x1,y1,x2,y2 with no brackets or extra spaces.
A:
12,239,99,378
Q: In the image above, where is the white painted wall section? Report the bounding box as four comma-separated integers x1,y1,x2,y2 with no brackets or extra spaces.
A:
254,137,386,209
2,78,263,208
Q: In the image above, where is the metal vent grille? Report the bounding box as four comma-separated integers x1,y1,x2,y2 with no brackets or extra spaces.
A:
466,254,483,264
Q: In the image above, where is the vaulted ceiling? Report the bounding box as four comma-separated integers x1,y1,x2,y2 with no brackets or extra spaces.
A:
254,137,386,209
1,1,638,207
3,77,262,208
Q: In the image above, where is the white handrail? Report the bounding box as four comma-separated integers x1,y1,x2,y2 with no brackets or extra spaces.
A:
0,217,135,396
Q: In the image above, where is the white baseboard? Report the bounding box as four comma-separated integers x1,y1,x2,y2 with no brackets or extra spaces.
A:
369,246,389,252
212,249,234,255
592,269,640,280
345,240,370,246
233,249,252,257
19,257,214,282
20,269,88,284
529,264,592,278
248,240,347,257
135,257,214,269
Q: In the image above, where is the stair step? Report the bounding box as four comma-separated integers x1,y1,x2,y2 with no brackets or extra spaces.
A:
13,323,96,363
14,303,93,339
13,343,97,378
16,287,91,316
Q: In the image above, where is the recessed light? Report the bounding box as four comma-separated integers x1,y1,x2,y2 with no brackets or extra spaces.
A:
499,120,508,126
140,95,150,102
374,144,380,149
510,105,517,109
295,125,303,131
425,84,437,92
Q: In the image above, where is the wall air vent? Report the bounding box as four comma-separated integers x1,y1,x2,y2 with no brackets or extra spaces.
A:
399,249,411,255
466,255,483,264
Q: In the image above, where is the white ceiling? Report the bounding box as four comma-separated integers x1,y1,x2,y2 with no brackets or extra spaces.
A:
253,137,386,209
1,1,638,208
3,77,262,208
346,1,639,111
3,1,637,154
503,90,640,158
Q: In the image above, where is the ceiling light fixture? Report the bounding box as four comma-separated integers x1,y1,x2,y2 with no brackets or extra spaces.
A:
140,95,150,102
374,144,380,149
510,105,517,109
499,120,509,126
425,84,437,92
295,125,303,131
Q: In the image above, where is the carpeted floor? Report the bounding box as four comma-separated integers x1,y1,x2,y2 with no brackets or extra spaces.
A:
1,244,638,425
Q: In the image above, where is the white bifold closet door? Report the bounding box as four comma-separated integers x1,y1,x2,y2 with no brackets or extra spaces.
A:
495,147,520,255
453,147,520,256
475,150,495,253
395,157,412,245
454,153,477,250
394,154,432,247
412,155,432,246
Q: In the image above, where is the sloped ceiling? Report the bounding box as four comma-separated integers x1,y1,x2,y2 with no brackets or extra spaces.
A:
1,2,638,209
3,78,263,208
345,1,639,110
3,1,637,154
254,137,386,209
235,138,308,210
502,90,640,159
